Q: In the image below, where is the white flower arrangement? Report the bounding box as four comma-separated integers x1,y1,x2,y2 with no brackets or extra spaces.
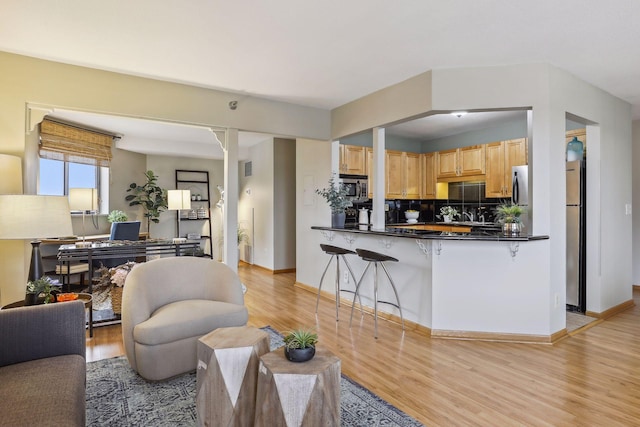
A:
440,206,459,218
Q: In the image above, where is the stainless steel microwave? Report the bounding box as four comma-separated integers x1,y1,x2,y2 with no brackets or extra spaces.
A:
339,174,368,201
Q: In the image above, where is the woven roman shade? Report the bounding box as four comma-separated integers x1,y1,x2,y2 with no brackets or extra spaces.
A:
39,119,114,167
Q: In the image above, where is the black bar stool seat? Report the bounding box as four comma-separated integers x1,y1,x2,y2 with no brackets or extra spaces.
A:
350,248,404,338
316,244,363,321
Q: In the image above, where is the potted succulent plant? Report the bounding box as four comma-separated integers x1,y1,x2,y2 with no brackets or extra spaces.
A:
25,276,56,305
283,328,318,363
315,175,353,228
440,206,459,223
495,203,524,235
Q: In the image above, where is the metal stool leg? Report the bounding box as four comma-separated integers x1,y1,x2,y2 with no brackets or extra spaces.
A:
341,255,364,316
380,262,405,331
315,255,335,314
349,262,372,327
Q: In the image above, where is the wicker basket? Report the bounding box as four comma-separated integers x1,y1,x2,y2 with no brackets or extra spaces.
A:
111,286,124,315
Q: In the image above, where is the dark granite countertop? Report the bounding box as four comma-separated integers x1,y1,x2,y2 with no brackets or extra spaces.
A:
311,225,549,242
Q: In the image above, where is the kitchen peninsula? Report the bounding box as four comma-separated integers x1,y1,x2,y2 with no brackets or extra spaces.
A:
311,225,554,343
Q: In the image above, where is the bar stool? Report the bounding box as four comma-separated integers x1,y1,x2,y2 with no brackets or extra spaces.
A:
349,248,405,338
316,244,363,321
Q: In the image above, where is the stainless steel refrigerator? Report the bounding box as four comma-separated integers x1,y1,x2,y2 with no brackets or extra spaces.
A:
566,160,586,311
511,165,530,234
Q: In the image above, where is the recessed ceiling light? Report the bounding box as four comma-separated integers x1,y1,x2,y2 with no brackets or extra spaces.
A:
451,111,468,118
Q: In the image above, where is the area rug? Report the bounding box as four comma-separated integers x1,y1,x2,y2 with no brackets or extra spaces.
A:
86,326,424,426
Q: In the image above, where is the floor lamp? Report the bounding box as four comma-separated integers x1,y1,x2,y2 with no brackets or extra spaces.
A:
168,189,191,241
0,195,73,282
69,188,98,248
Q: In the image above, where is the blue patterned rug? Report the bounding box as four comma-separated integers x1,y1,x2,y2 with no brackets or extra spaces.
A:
86,326,423,426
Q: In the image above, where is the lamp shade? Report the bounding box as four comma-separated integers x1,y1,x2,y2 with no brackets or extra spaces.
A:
69,188,98,212
168,189,191,210
0,154,23,194
0,195,73,239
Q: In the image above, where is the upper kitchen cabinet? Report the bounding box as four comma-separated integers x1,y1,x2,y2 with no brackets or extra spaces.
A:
339,144,366,175
366,148,374,198
436,145,486,180
386,150,421,199
485,138,527,198
422,152,437,199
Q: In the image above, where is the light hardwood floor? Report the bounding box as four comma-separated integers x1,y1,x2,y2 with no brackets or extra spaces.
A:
86,264,640,426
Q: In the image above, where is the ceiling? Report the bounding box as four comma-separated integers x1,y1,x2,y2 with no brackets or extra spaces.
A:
3,1,639,157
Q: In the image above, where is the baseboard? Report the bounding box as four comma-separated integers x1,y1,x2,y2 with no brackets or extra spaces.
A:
250,263,296,274
585,298,635,319
431,329,563,344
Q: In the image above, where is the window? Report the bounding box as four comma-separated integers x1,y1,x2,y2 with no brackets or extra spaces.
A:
37,118,115,212
38,159,104,209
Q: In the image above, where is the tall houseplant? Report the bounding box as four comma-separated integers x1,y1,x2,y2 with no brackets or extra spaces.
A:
315,175,353,228
125,170,168,233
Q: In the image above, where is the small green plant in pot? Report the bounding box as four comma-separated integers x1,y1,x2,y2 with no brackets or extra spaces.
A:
495,203,525,235
107,210,128,223
25,276,56,305
283,328,318,362
439,206,458,222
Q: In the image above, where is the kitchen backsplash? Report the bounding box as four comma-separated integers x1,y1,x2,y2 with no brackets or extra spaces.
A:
386,181,509,224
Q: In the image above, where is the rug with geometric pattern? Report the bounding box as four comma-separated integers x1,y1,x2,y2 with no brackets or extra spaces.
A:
86,326,424,426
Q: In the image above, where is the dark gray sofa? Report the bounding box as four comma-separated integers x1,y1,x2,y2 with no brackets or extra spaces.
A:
0,300,86,426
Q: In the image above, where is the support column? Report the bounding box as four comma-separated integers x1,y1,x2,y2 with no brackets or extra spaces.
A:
223,129,239,271
371,127,386,230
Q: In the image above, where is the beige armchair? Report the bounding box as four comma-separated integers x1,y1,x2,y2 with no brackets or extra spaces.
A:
121,256,248,381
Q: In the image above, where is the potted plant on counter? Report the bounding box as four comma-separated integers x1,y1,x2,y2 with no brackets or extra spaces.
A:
283,328,318,363
495,203,524,236
440,206,459,223
315,175,353,228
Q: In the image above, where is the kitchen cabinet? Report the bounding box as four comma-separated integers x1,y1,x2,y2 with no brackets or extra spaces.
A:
485,138,527,198
436,145,485,180
421,152,437,199
339,144,366,175
385,150,421,199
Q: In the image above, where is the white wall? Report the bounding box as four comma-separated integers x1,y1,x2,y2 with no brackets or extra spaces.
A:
634,119,640,285
273,138,296,270
243,139,275,269
296,138,332,288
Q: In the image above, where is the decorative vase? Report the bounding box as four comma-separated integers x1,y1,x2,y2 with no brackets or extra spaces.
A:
331,212,346,229
24,293,39,306
502,222,521,236
284,346,316,363
443,215,452,223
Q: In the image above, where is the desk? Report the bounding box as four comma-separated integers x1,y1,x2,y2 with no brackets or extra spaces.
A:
57,239,200,330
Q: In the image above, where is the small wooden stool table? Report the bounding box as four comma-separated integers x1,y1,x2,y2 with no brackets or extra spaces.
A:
255,348,341,427
196,326,270,427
